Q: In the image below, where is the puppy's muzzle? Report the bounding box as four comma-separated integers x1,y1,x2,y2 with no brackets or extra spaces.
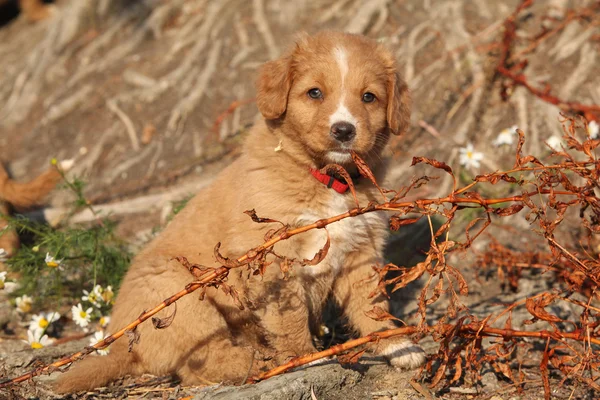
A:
330,121,356,143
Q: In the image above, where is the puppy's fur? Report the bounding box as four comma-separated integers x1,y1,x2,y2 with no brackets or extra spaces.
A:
55,31,425,393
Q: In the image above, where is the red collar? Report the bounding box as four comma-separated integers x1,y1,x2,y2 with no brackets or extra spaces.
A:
309,168,349,194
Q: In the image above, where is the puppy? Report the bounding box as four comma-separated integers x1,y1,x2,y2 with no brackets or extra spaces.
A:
55,31,425,393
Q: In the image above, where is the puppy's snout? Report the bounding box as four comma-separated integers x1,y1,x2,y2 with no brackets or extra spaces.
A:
330,122,356,142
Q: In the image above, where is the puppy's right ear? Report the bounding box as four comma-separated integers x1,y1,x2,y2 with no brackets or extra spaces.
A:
387,72,411,136
256,55,292,120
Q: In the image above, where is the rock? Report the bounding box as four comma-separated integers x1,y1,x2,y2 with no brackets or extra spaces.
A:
480,371,500,393
193,363,362,400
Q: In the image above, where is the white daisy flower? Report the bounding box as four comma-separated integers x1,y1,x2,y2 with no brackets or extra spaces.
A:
101,286,114,305
24,328,52,349
28,311,60,332
71,303,93,328
0,248,7,262
82,285,103,308
89,330,110,356
493,125,518,146
588,120,599,139
0,271,6,290
45,253,64,270
99,315,110,328
59,159,75,171
459,143,484,169
15,295,33,314
546,135,563,150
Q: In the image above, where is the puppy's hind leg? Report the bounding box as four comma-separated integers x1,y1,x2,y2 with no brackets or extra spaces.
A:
177,337,256,386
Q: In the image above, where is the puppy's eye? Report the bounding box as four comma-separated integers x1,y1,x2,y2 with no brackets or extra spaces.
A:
362,92,376,103
307,88,323,99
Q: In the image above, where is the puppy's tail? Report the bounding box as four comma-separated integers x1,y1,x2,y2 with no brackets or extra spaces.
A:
53,350,132,394
0,163,62,209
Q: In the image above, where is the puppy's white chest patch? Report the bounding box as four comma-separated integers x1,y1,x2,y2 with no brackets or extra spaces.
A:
295,194,387,275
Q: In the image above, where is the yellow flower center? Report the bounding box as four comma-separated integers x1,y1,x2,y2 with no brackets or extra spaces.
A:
99,317,106,326
39,318,49,328
89,294,97,302
31,342,43,349
0,281,4,290
80,311,87,319
20,304,32,313
102,292,114,303
466,151,473,159
46,261,59,268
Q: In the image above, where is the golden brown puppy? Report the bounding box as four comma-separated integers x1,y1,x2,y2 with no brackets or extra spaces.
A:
55,31,425,393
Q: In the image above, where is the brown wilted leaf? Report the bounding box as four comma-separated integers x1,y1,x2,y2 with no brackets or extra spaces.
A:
364,306,403,323
525,293,562,323
450,355,462,385
429,354,448,388
321,163,359,207
426,277,444,306
279,257,294,279
463,191,487,205
411,156,453,175
494,361,514,381
446,265,468,296
221,283,245,310
173,256,213,279
264,225,289,241
540,340,551,400
125,328,140,352
152,304,177,329
475,173,519,185
411,156,456,190
302,232,330,266
519,155,544,167
244,209,282,224
390,215,422,231
493,204,525,216
513,128,526,168
350,151,386,199
391,259,428,293
338,349,366,365
214,242,241,268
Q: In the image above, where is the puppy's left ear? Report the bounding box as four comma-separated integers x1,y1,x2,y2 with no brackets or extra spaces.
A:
256,55,292,120
387,73,411,136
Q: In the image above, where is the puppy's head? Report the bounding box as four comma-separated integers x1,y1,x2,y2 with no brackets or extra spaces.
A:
256,31,410,166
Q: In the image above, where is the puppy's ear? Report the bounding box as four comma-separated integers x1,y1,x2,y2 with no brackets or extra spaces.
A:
256,55,292,120
387,73,411,136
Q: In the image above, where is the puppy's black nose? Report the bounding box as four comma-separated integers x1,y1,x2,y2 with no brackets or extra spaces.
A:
330,122,356,142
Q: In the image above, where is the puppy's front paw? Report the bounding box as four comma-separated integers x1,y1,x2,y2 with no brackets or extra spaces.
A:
379,339,426,369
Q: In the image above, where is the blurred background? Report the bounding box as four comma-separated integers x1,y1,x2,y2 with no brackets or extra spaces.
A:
1,0,598,232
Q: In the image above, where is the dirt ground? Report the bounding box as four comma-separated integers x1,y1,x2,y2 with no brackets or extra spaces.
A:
1,0,599,398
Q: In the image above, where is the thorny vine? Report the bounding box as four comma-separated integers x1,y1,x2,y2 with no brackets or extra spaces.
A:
1,115,600,399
